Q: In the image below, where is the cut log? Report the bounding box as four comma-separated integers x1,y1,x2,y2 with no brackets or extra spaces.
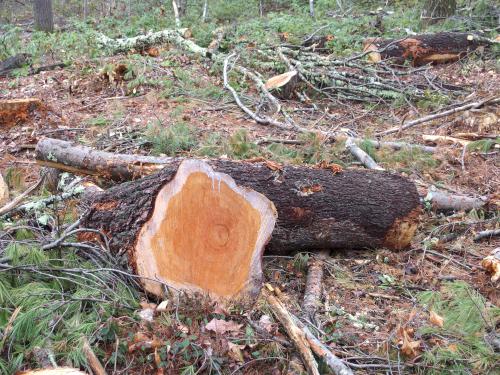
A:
0,98,42,127
0,53,32,76
363,32,494,66
35,138,421,260
129,159,276,299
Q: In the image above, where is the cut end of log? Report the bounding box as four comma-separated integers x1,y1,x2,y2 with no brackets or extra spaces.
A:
134,159,277,300
363,38,382,63
383,207,421,249
0,98,42,127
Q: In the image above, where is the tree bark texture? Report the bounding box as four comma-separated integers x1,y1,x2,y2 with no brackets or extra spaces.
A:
363,32,492,66
35,138,421,255
33,0,54,32
79,167,420,258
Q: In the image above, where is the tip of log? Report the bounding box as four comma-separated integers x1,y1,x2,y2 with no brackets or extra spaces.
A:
363,38,382,63
134,159,277,300
383,207,421,249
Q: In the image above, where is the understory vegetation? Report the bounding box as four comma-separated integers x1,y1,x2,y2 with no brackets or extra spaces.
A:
1,0,499,374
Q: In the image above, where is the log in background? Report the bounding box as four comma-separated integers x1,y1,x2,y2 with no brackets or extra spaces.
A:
81,159,421,258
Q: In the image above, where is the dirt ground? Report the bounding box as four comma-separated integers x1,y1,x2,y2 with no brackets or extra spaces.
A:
1,50,499,374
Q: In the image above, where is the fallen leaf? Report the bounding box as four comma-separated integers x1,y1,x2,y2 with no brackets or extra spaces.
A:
398,326,421,358
128,337,162,353
429,310,444,328
205,318,243,334
264,160,283,171
258,315,274,333
156,300,169,313
481,247,500,283
264,70,297,90
213,303,228,315
227,342,244,363
138,308,154,322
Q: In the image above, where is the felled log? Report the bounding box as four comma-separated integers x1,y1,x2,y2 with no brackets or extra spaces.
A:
36,138,421,256
0,53,32,76
363,32,494,66
0,98,42,127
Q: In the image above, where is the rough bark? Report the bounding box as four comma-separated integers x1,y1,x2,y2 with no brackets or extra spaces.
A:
0,53,32,76
96,28,196,55
35,139,421,255
33,0,54,32
363,32,493,66
302,250,328,322
80,166,420,253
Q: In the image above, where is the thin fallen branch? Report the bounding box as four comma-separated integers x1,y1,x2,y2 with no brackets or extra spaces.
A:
265,288,320,375
422,134,470,146
474,229,500,242
302,250,329,322
266,286,354,375
297,321,354,375
0,175,45,216
345,137,384,170
257,136,436,153
377,96,500,136
83,338,108,375
222,53,298,133
425,189,488,211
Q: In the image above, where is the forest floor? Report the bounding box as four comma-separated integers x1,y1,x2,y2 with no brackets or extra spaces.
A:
0,15,499,375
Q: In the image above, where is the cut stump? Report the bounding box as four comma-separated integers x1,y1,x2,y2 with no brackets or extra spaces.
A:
133,159,277,299
0,98,41,127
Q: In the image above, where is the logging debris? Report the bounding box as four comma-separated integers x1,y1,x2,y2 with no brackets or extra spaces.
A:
362,32,495,66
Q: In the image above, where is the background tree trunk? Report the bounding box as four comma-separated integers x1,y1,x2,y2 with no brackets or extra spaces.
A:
421,0,456,25
33,0,54,32
309,0,315,18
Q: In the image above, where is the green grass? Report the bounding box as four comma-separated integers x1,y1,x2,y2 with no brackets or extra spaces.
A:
417,281,499,374
377,146,440,174
145,122,197,156
0,237,138,373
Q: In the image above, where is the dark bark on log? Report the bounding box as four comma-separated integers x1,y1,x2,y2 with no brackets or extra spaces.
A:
35,138,421,255
0,54,32,76
363,32,493,66
81,175,420,257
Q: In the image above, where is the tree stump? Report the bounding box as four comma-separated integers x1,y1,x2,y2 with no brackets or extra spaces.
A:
131,159,277,299
0,98,41,127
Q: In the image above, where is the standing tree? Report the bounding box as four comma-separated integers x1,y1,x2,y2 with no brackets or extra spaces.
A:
309,0,315,18
421,0,456,25
33,0,54,32
202,0,208,22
